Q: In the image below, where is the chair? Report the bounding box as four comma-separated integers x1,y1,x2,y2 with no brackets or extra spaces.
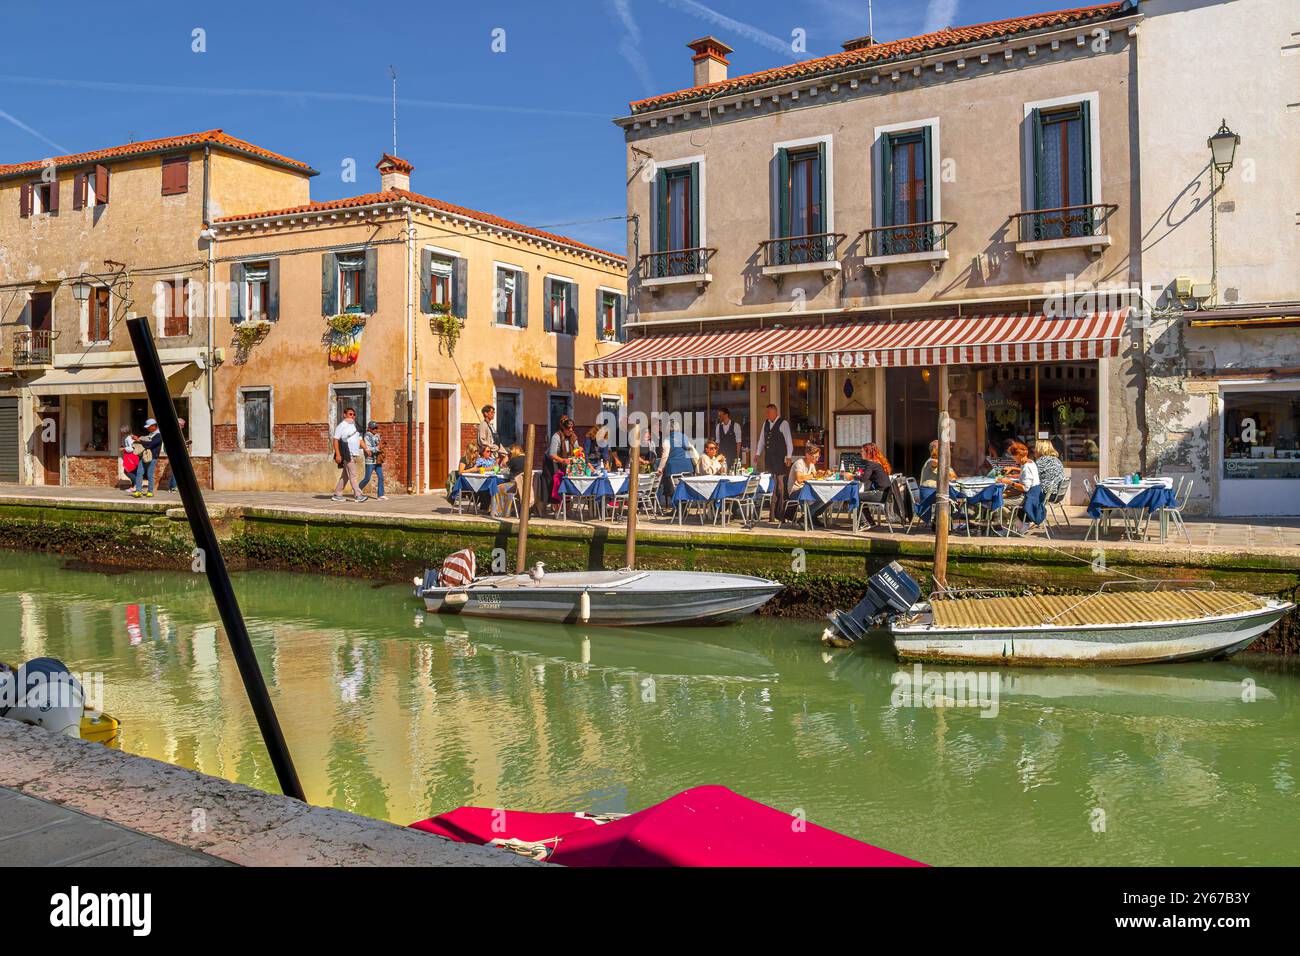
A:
608,472,658,522
1141,477,1191,544
855,485,895,533
752,475,774,524
899,476,926,534
670,473,705,524
1046,477,1071,528
1006,485,1052,539
718,474,760,527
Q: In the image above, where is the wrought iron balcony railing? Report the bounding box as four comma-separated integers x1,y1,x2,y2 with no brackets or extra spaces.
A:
13,329,55,366
863,221,958,257
640,247,716,280
1011,203,1119,243
760,232,847,267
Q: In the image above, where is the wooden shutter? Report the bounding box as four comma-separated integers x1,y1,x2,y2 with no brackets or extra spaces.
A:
615,293,626,343
814,142,826,234
267,260,280,321
1078,100,1093,205
363,248,379,313
517,270,529,328
920,126,933,223
655,168,669,252
1031,108,1045,211
566,282,578,335
321,253,338,315
19,182,31,218
419,248,433,313
162,156,188,195
688,163,700,248
452,257,468,320
880,133,895,228
47,178,59,214
776,148,790,238
72,173,86,210
94,165,109,204
230,262,245,321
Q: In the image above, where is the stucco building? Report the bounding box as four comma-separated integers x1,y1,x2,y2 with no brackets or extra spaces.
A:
0,130,315,487
590,3,1147,501
209,156,627,493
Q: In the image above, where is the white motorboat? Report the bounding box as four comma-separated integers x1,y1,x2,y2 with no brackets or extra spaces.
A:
415,564,783,627
823,562,1292,666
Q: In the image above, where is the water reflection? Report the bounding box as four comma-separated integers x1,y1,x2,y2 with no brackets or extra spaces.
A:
0,551,1296,866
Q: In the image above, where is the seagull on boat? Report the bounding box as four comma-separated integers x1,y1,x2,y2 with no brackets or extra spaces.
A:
529,562,546,583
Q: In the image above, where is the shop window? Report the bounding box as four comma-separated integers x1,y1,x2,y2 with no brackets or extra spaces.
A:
88,400,109,452
1223,391,1300,480
782,370,826,437
962,362,1099,466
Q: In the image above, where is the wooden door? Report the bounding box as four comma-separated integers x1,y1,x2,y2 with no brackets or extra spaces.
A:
40,410,60,484
427,389,450,489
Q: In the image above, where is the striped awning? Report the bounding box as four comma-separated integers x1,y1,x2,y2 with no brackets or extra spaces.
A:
584,309,1128,379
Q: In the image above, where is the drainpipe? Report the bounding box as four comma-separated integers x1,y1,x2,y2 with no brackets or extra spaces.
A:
204,145,215,489
405,207,415,493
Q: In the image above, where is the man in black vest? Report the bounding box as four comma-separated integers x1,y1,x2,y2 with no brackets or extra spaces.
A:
754,403,793,521
714,407,743,468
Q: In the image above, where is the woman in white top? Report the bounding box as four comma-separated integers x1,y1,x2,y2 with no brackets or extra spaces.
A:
696,440,727,475
998,441,1038,498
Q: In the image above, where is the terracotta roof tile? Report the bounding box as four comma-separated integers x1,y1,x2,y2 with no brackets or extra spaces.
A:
629,2,1129,113
376,153,414,173
213,188,626,264
0,129,316,177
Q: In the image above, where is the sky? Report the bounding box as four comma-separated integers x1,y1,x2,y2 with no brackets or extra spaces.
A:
0,0,1073,255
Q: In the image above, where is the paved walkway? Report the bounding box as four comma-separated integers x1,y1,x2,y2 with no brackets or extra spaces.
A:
0,786,231,866
3,482,1299,554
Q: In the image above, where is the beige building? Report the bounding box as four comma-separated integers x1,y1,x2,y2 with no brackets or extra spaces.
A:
210,155,628,493
590,3,1144,499
0,130,315,487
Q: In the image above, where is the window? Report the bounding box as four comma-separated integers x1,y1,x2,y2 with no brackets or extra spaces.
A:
495,266,524,326
878,128,933,253
160,279,190,337
545,278,577,335
598,290,623,342
1223,391,1300,481
495,389,522,448
656,165,697,252
20,179,58,217
779,146,824,238
430,257,452,310
245,263,270,318
162,156,189,196
88,400,109,452
241,389,271,451
88,286,111,343
128,399,150,436
73,165,109,210
173,397,191,442
1031,102,1092,238
338,253,366,313
332,386,368,434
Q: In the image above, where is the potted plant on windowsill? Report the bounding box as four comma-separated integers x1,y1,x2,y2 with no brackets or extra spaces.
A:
232,315,272,362
429,302,460,355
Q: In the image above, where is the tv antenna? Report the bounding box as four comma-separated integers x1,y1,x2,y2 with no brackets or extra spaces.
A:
388,65,398,154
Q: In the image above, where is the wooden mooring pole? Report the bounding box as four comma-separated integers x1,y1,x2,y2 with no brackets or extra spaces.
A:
516,424,536,573
625,423,640,570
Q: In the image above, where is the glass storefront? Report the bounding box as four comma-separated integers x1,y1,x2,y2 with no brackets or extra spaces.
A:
1223,390,1300,481
658,374,751,449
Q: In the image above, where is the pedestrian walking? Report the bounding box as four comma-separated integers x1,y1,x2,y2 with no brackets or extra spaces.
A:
331,407,367,502
358,420,387,500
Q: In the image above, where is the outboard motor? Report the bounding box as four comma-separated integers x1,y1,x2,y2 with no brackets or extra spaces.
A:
823,562,922,645
0,657,86,737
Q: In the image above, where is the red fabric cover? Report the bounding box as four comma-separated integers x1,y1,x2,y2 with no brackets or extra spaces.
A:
440,548,476,587
410,785,923,867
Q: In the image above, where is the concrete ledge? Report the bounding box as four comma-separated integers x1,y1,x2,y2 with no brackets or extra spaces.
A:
0,721,535,867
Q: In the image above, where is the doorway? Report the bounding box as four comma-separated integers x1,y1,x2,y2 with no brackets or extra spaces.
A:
427,388,453,489
39,409,61,484
886,367,938,479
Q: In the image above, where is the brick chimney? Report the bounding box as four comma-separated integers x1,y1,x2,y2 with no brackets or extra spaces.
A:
687,36,733,87
376,153,413,192
841,34,876,52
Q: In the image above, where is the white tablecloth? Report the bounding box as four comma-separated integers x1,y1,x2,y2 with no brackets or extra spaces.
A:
456,472,500,493
677,473,770,500
1101,477,1173,505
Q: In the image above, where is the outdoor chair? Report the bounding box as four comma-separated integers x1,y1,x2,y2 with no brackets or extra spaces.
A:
1139,476,1192,544
901,477,927,534
717,474,760,527
855,485,895,533
1046,477,1071,528
670,473,707,524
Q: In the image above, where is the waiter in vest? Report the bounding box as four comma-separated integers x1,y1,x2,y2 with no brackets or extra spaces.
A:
714,408,743,468
754,403,793,521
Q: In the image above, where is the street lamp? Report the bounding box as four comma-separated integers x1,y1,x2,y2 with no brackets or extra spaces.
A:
1208,119,1239,174
70,279,91,303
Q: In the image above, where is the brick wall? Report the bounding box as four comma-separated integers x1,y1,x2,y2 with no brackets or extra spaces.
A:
215,420,414,491
66,454,212,489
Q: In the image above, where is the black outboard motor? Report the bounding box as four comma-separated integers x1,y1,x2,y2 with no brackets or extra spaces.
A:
823,561,922,645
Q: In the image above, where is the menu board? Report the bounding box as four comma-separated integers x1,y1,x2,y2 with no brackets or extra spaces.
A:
834,411,873,449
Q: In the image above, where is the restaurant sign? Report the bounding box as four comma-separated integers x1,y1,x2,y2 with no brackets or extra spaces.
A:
756,351,871,371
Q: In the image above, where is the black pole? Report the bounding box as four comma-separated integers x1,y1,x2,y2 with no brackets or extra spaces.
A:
127,316,305,801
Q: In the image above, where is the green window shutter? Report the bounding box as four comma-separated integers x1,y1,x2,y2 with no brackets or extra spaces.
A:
688,163,700,248
615,293,626,342
543,277,553,332
321,253,337,315
921,126,933,223
363,248,379,313
419,248,433,313
594,287,602,339
655,168,669,252
880,133,895,229
230,262,245,322
1078,99,1093,205
517,270,529,328
267,260,279,321
453,257,468,319
1031,108,1045,211
776,148,790,238
815,141,826,234
567,282,578,335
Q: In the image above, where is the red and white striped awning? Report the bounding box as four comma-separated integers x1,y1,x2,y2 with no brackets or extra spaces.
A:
584,309,1128,379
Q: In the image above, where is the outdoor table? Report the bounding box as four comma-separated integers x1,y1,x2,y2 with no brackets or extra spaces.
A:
451,471,505,515
794,479,860,532
669,473,770,524
1087,477,1176,543
558,472,630,520
918,478,1004,532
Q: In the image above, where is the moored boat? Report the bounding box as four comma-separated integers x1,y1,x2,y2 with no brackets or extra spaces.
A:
823,562,1292,666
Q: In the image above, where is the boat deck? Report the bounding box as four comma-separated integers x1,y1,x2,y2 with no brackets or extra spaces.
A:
926,589,1269,630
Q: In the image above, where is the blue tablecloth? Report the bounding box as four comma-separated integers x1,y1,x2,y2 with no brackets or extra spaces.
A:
670,475,752,505
794,481,860,507
450,472,503,501
1087,484,1175,518
917,482,1004,521
559,474,616,499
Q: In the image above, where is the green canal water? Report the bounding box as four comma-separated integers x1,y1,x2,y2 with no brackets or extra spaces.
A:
1,550,1297,866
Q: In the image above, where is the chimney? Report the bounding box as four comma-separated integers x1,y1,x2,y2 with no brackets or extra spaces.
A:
687,36,733,87
376,153,413,192
841,34,875,52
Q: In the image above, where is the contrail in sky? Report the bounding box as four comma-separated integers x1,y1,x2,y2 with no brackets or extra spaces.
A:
0,108,67,153
655,0,792,55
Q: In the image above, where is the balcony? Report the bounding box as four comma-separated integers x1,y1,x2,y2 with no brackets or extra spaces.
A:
1011,203,1118,262
639,247,716,293
12,329,56,368
861,221,957,275
759,232,846,283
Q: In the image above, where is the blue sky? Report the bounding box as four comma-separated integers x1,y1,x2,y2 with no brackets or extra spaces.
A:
1,0,1065,254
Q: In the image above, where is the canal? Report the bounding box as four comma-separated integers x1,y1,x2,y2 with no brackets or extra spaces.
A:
1,550,1296,866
